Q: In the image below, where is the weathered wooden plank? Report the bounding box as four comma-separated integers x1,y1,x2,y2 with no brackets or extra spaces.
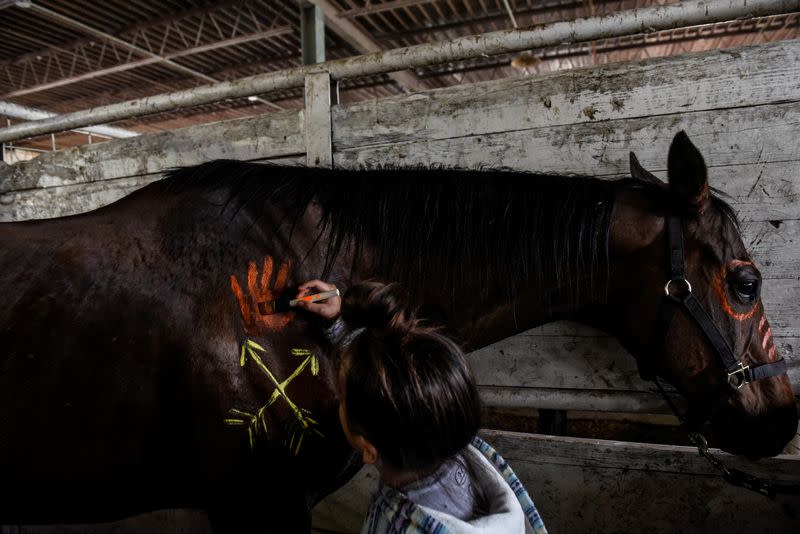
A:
488,316,798,341
486,430,800,477
762,279,800,339
470,329,643,391
635,162,800,223
468,326,799,400
709,163,800,223
333,105,800,226
508,461,799,534
744,219,800,280
0,175,159,222
334,100,799,179
477,385,678,414
333,40,800,151
312,429,800,534
0,156,306,222
0,110,304,194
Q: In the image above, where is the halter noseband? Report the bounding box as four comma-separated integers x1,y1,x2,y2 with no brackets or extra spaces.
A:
642,214,787,420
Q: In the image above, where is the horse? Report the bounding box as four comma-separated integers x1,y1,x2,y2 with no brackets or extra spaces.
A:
0,131,795,532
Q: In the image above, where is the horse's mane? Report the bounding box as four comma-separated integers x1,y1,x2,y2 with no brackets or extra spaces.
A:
157,160,735,309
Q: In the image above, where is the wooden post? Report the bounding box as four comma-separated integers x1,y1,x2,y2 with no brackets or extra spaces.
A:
304,72,333,168
301,4,334,167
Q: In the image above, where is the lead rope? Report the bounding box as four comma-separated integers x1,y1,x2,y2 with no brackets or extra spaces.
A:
653,377,800,498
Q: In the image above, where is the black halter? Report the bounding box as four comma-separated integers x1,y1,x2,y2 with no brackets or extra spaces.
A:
643,214,787,407
641,214,795,497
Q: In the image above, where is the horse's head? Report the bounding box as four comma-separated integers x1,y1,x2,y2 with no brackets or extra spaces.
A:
609,131,797,458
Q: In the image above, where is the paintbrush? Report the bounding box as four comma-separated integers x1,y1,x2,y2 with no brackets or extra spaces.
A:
256,289,341,316
289,289,340,307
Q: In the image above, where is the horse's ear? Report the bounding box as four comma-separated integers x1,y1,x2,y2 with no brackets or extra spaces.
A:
667,131,709,212
629,152,663,185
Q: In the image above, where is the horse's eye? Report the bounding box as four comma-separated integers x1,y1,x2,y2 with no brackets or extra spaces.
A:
733,280,759,303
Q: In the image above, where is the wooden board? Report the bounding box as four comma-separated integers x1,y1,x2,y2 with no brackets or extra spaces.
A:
470,333,800,414
745,220,800,280
333,103,799,218
0,109,304,194
332,41,800,151
0,175,160,222
0,155,305,222
312,429,800,534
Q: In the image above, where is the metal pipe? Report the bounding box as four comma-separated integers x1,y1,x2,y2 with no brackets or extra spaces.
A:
0,0,796,143
0,0,30,9
0,101,139,139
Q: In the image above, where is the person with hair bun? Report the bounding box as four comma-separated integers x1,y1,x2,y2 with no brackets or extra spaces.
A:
294,280,547,534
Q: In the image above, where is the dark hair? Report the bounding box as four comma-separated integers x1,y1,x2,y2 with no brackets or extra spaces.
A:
339,282,481,472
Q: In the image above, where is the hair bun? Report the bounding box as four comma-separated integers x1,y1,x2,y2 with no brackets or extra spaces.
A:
341,282,415,335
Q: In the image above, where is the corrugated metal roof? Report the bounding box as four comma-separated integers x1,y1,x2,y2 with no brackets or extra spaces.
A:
0,0,797,152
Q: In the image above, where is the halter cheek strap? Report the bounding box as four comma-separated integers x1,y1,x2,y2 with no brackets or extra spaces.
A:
643,215,787,396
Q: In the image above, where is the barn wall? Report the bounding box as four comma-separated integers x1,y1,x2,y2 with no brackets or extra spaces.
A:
2,39,799,534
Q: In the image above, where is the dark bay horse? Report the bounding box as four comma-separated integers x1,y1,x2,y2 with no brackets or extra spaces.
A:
0,132,795,532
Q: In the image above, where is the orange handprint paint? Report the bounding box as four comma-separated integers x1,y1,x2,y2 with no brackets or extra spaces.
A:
230,256,294,333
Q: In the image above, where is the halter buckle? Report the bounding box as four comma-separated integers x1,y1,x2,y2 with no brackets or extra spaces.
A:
727,362,751,389
664,278,692,298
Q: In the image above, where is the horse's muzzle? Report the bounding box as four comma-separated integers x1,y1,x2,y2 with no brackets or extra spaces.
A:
712,401,799,459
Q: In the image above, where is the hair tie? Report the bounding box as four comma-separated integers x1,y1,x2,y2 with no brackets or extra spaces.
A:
342,326,366,347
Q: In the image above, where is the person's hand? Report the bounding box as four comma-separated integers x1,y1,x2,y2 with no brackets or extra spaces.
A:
293,280,341,320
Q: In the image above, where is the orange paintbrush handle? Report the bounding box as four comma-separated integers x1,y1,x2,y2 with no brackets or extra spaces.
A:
289,289,340,307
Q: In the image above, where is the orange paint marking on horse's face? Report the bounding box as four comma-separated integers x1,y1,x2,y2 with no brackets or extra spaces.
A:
710,259,778,362
230,256,294,333
711,260,758,322
758,313,779,362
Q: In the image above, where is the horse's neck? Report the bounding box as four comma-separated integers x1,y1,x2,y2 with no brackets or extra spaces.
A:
237,182,615,352
369,249,609,352
445,282,609,351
